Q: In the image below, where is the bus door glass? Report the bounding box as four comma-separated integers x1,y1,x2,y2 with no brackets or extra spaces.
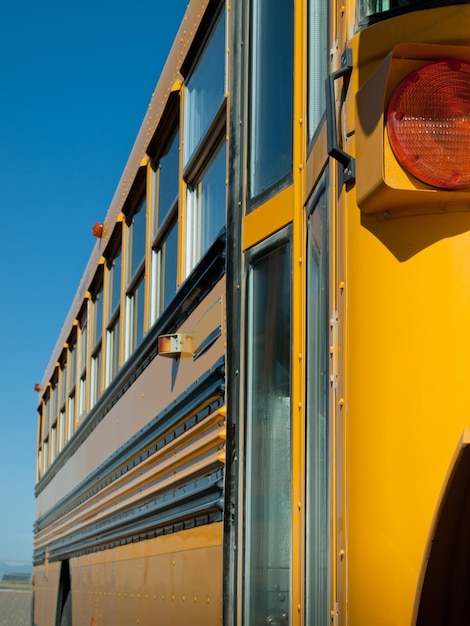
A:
306,179,330,625
244,230,292,626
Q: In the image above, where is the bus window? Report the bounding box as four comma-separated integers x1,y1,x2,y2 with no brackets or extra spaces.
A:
90,277,103,408
356,0,463,25
41,392,50,474
308,0,328,142
306,183,330,625
244,234,292,626
154,129,179,233
150,126,179,324
58,356,67,452
186,142,226,274
105,240,122,386
125,190,147,358
50,375,58,464
183,6,227,277
78,307,88,421
183,9,226,168
248,0,293,203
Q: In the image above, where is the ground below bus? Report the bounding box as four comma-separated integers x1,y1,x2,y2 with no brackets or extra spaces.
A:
0,590,32,626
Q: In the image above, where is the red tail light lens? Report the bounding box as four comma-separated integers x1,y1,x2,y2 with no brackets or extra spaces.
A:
387,59,470,189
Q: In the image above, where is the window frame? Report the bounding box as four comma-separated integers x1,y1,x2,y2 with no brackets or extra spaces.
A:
66,327,78,442
242,225,293,626
105,232,123,387
49,370,59,465
57,352,67,453
182,5,227,169
77,303,89,421
247,0,294,206
123,173,148,360
182,3,227,278
307,0,328,145
150,210,178,324
356,0,445,28
149,107,180,326
305,174,331,625
185,128,227,276
89,269,104,408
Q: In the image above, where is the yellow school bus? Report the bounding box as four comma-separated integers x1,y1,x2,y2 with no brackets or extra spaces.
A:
33,0,470,624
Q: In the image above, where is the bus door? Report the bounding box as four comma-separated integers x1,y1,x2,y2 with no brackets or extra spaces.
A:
305,175,333,626
243,229,293,626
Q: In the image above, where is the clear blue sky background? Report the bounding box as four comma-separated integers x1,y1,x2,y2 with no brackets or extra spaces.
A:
0,0,187,567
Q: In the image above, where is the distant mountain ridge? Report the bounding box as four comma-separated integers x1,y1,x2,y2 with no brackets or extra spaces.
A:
0,560,32,578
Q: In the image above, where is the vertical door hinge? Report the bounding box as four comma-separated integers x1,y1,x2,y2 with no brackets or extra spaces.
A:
331,601,340,625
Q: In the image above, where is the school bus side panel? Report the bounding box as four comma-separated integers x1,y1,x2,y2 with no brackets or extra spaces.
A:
69,524,223,626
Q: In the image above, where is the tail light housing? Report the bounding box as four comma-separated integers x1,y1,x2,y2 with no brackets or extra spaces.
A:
356,44,470,217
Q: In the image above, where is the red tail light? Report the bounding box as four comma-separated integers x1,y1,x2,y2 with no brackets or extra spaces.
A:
387,59,470,189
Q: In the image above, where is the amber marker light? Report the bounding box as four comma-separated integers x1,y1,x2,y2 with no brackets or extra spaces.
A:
387,59,470,189
92,222,104,238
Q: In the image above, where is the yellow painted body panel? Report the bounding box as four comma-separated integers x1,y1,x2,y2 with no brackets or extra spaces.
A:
34,524,222,626
344,209,470,624
34,562,62,626
340,8,470,623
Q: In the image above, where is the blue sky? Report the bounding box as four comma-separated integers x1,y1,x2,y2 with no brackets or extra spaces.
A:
0,0,187,567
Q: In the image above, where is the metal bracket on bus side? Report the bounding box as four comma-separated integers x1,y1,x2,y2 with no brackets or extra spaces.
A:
326,48,355,186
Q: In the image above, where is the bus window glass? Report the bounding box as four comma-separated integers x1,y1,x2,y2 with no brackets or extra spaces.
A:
37,447,43,480
58,360,66,451
79,313,88,374
248,0,293,203
357,0,439,24
183,11,225,167
59,410,66,453
306,186,330,624
150,122,179,325
110,246,122,316
125,273,145,357
90,350,101,408
67,395,75,439
50,380,57,428
50,424,57,464
135,277,145,348
78,310,88,419
93,285,103,348
90,281,103,408
67,336,77,439
129,197,147,279
125,189,147,358
106,243,121,385
308,0,328,141
162,223,178,310
43,395,50,438
244,240,292,625
43,440,48,474
152,219,178,319
199,143,226,257
68,341,76,395
155,129,179,231
106,317,120,384
186,143,226,274
59,360,67,410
